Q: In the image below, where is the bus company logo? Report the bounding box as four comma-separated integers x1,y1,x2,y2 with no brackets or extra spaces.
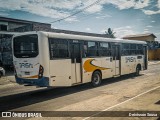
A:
19,63,33,68
125,57,136,63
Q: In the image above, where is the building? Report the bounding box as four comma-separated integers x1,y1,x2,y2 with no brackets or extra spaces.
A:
123,33,160,60
123,33,156,41
0,16,51,32
0,17,52,68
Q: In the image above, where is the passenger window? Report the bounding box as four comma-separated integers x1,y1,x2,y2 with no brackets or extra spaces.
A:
83,42,88,57
99,42,111,56
137,44,143,55
130,44,136,55
87,41,98,57
49,38,69,59
122,43,130,56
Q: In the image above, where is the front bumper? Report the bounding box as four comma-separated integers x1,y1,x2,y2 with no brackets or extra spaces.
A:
16,76,49,87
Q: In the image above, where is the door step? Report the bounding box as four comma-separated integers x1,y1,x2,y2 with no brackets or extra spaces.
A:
72,82,82,86
113,75,120,77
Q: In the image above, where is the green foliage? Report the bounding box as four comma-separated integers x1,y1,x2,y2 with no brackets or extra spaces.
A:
105,28,116,38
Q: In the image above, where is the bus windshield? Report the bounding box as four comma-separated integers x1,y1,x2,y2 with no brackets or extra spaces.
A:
13,34,38,58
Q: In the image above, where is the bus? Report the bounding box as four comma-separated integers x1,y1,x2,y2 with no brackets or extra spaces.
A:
12,31,148,87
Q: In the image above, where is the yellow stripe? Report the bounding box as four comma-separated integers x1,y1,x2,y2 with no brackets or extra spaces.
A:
83,59,110,72
24,75,38,79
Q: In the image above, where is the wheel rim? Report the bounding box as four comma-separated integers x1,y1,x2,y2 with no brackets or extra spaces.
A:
93,73,100,84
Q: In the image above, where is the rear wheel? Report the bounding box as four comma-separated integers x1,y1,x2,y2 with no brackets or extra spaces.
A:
0,72,2,78
135,66,140,76
91,71,101,87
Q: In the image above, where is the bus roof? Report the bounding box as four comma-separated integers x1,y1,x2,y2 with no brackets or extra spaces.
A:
13,31,147,44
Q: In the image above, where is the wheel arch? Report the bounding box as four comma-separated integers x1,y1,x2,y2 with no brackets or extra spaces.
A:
137,64,142,70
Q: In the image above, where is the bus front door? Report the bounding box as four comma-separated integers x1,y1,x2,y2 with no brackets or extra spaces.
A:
71,43,82,84
112,45,120,76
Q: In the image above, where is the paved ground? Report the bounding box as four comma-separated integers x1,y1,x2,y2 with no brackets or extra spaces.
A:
0,62,160,120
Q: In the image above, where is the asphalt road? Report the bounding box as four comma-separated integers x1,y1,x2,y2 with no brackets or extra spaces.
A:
0,64,160,120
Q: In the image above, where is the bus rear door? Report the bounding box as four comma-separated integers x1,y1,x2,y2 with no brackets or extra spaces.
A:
70,43,82,84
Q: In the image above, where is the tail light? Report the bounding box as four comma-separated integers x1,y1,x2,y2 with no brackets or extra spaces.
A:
38,65,44,79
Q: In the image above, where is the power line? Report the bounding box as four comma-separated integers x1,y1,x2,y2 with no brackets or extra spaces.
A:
50,0,102,24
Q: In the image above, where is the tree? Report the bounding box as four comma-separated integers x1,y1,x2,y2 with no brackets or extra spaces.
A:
105,28,116,38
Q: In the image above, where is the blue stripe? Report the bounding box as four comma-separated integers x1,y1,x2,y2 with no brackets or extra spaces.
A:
16,77,49,87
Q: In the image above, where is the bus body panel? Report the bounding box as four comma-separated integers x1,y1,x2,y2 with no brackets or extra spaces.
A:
14,57,40,79
82,58,102,83
100,57,113,79
121,55,144,75
38,32,51,84
49,59,72,86
82,57,114,83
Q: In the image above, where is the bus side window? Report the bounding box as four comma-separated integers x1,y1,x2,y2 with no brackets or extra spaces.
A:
99,42,111,56
137,44,143,55
49,38,69,59
122,43,130,56
130,44,136,55
87,41,98,57
83,42,88,57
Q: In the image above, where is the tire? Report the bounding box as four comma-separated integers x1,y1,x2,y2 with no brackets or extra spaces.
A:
0,72,2,78
91,71,101,87
135,66,140,76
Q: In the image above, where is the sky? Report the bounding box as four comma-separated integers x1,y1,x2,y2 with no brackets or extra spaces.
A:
0,0,160,40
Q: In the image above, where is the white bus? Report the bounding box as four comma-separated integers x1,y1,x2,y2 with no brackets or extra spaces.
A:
12,31,148,87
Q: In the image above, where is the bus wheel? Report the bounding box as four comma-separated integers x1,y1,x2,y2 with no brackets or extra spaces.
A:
135,66,140,76
0,72,2,78
91,71,101,87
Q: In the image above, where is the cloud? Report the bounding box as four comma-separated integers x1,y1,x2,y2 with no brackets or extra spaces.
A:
155,32,160,35
151,21,155,23
101,26,136,38
86,27,91,31
113,26,137,38
0,0,79,22
0,12,9,16
158,0,160,8
144,28,149,31
103,0,150,10
146,25,153,28
85,4,102,13
142,9,160,15
96,14,112,19
0,0,157,23
144,27,150,33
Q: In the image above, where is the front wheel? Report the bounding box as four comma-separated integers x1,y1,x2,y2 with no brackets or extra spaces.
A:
91,71,101,87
